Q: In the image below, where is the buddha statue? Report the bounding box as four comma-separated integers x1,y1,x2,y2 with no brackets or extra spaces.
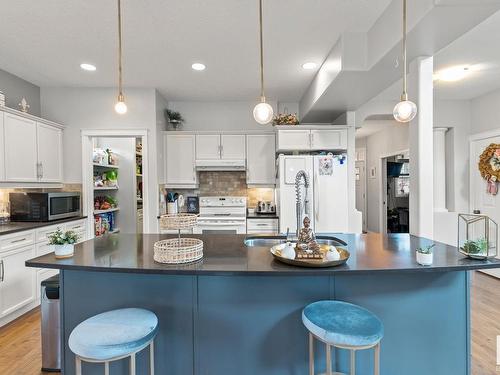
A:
297,217,320,252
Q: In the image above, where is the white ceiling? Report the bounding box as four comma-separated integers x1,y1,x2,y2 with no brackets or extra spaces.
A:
0,0,392,102
355,119,398,139
434,11,500,101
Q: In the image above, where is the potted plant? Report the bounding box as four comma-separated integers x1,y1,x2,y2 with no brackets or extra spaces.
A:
164,109,185,130
48,228,79,259
416,244,435,266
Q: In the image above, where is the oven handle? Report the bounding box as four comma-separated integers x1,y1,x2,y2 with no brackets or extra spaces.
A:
197,222,246,226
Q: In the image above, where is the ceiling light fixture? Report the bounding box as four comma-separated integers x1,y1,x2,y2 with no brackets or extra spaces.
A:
192,63,206,71
393,0,417,123
114,0,127,115
253,0,273,125
434,66,469,82
80,63,96,71
302,62,317,70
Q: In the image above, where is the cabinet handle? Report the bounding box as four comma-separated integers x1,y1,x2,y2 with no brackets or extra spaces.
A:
36,163,41,179
40,163,44,178
10,238,27,244
193,166,196,181
0,260,4,282
221,145,224,158
310,133,314,148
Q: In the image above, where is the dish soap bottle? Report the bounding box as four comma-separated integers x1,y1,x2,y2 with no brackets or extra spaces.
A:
281,241,296,260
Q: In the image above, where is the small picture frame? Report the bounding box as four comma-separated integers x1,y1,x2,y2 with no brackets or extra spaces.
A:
186,196,199,214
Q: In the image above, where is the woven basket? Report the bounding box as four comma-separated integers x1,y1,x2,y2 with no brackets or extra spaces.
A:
159,213,198,230
154,238,203,264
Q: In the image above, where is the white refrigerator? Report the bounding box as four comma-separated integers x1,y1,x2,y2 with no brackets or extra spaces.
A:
277,154,348,234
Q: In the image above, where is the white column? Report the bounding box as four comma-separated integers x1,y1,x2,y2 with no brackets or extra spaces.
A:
433,127,448,212
408,56,434,238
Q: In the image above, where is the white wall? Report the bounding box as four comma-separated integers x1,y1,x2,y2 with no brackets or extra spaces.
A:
471,89,500,134
41,87,163,232
155,90,168,183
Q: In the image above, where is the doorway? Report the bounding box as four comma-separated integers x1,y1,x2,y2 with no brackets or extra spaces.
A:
380,151,410,234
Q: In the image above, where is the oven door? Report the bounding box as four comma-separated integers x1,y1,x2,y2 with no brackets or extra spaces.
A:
193,221,246,235
48,193,81,221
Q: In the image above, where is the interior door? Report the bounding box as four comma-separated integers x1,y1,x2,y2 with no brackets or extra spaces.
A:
470,135,500,278
196,134,220,160
37,123,63,182
221,134,246,160
4,113,38,182
0,245,36,317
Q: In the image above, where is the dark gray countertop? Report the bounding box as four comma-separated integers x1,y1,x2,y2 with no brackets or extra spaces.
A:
26,233,500,275
0,216,87,236
247,212,279,219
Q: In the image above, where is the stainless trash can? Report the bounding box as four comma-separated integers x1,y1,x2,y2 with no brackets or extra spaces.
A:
41,275,61,372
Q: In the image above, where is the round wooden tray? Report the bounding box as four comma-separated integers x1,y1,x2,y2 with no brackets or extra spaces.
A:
270,243,350,268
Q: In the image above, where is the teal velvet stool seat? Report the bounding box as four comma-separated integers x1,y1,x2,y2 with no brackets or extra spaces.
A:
69,308,158,375
302,301,383,375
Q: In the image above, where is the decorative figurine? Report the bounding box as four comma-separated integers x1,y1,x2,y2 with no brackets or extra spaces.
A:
18,97,30,113
296,217,323,259
297,216,314,249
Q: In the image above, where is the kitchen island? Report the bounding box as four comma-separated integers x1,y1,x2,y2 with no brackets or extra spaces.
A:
27,233,500,375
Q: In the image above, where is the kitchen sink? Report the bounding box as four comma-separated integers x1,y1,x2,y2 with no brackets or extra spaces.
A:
244,235,347,247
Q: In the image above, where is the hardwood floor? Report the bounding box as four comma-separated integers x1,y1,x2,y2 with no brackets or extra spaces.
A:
0,271,498,374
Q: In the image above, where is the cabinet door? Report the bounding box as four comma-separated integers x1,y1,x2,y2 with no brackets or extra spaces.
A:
165,134,197,185
276,130,311,151
310,129,347,150
37,123,63,182
221,134,246,160
4,113,38,182
0,245,36,317
0,113,4,181
196,134,220,160
246,134,275,185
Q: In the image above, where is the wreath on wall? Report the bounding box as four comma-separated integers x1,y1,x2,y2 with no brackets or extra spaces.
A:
478,143,500,195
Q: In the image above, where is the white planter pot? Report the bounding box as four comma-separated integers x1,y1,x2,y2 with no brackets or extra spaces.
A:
416,251,433,266
54,244,74,259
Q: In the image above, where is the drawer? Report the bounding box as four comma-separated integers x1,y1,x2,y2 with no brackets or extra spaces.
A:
36,224,62,244
36,242,54,257
0,231,35,252
247,219,278,231
64,219,87,233
247,229,276,234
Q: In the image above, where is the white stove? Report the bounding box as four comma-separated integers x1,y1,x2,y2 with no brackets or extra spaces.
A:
194,196,247,234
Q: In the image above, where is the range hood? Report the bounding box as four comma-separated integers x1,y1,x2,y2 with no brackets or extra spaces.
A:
195,159,246,171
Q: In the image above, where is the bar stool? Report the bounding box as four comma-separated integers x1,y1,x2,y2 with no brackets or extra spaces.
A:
69,308,158,375
302,300,383,375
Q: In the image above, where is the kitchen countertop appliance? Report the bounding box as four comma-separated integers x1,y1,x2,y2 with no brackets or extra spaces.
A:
9,192,81,222
194,196,247,234
256,201,276,214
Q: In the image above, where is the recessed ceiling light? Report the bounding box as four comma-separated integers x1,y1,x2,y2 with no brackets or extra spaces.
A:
80,63,97,72
302,62,317,70
192,63,206,71
434,66,469,82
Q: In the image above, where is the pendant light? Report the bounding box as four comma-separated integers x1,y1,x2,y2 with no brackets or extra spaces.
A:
114,0,127,114
253,0,273,125
393,0,417,123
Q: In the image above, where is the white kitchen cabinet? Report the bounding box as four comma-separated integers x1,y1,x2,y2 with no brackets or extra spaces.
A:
196,134,220,160
0,113,4,181
311,129,347,150
165,133,198,187
246,134,275,185
276,129,311,151
221,134,246,159
0,244,36,317
3,112,38,182
247,218,279,234
37,123,63,182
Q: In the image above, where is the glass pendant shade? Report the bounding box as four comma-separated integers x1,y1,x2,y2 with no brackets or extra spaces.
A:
253,101,273,124
393,100,417,123
115,96,127,114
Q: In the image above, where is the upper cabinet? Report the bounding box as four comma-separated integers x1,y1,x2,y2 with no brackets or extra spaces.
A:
0,109,64,184
246,134,275,186
276,127,348,152
165,133,198,187
196,134,246,160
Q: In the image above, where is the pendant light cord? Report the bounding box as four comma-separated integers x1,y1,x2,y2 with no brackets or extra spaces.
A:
117,0,123,98
402,0,408,100
258,0,265,101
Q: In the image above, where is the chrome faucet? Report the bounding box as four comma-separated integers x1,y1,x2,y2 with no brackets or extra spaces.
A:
295,170,310,237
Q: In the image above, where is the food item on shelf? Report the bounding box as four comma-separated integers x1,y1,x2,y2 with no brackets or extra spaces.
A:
94,196,118,211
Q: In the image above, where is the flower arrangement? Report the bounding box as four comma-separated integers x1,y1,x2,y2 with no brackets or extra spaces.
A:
165,109,185,129
48,228,79,245
273,112,299,126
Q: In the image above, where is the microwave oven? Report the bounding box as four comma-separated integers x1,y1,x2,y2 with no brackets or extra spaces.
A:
9,192,81,222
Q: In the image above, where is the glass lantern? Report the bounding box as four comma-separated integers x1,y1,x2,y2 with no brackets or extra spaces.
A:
458,213,498,260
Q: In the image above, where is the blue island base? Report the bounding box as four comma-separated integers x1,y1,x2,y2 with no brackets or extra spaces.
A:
60,270,470,375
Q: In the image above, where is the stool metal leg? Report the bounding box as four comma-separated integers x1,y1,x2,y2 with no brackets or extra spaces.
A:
105,361,110,375
325,344,332,375
309,332,315,375
350,350,355,375
130,353,136,375
150,340,155,375
75,356,82,375
374,343,380,375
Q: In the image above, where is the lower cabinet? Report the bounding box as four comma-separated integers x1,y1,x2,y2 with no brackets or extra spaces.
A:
247,218,279,234
0,244,36,317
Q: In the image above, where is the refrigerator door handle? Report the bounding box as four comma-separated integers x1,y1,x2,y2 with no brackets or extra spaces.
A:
314,165,319,223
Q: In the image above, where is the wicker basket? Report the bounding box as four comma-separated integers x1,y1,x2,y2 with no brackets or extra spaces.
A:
159,213,198,230
154,237,203,264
